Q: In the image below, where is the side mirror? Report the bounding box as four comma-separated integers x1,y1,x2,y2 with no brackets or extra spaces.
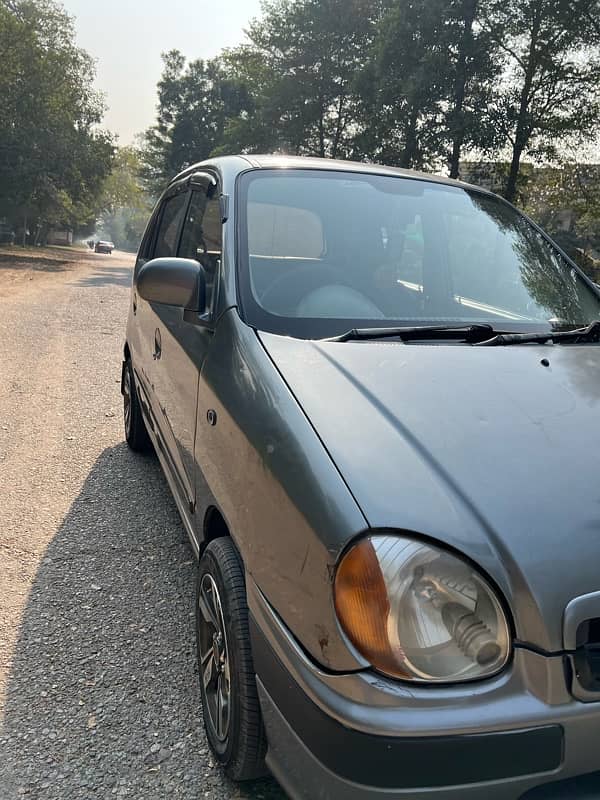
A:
136,258,206,312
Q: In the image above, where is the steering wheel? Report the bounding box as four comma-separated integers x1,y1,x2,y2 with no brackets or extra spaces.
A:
259,262,367,316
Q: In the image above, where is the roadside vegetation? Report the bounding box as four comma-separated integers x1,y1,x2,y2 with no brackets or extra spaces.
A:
0,0,149,251
0,0,113,244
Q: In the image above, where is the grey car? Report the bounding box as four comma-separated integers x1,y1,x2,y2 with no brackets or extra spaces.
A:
122,155,600,799
95,240,114,254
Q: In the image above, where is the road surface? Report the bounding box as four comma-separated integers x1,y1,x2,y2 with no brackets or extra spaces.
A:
0,248,285,799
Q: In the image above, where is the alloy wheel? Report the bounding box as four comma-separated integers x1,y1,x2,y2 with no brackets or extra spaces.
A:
198,574,231,742
123,367,132,437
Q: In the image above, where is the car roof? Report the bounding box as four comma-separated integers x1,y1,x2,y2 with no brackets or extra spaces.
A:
169,153,486,194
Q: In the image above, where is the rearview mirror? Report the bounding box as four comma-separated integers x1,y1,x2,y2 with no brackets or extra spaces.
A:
136,258,206,311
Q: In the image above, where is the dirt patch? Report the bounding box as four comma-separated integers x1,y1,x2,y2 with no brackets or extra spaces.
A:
0,246,134,298
0,244,88,265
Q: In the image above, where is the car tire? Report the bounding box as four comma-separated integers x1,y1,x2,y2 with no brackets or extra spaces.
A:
123,358,152,452
196,538,268,781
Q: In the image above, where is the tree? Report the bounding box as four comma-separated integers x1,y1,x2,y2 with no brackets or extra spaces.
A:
140,50,251,194
357,0,502,173
141,0,380,188
0,0,114,242
225,0,380,158
444,0,501,178
215,45,281,155
138,0,600,224
483,0,600,202
357,0,454,169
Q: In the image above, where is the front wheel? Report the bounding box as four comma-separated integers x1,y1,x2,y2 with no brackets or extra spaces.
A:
196,538,267,781
122,358,152,452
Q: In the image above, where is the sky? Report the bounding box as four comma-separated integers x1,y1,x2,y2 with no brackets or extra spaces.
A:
62,0,263,144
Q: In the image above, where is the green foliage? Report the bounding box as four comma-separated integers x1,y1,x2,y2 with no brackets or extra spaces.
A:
215,46,279,155
143,1,381,187
235,0,380,158
355,0,454,168
140,51,252,196
444,0,502,177
145,0,600,181
0,0,114,242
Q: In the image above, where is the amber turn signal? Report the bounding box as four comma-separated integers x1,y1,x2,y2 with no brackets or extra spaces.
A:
334,537,409,679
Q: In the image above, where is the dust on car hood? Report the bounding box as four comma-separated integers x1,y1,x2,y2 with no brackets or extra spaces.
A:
259,331,600,653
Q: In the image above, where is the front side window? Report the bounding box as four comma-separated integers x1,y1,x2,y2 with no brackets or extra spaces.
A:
178,190,222,314
238,169,600,339
153,191,189,259
179,191,222,265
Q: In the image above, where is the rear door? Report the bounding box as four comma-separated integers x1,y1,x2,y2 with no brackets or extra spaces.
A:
151,176,223,515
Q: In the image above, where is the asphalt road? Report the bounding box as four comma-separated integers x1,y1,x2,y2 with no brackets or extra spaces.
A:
0,249,286,799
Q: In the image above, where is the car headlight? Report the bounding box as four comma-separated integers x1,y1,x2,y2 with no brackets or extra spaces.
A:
334,534,511,683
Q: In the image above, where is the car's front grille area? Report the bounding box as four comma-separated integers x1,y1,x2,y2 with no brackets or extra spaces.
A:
572,618,600,698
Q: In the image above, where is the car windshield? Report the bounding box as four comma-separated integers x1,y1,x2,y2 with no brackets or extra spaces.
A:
237,168,600,340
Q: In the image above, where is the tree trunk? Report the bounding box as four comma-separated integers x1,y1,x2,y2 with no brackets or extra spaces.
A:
22,212,27,248
449,0,478,179
505,144,525,204
449,138,464,181
503,1,542,202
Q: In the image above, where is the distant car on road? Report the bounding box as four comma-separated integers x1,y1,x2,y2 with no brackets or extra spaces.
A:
95,240,114,254
122,154,600,799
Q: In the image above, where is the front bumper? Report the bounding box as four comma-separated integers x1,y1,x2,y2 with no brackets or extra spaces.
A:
247,578,600,800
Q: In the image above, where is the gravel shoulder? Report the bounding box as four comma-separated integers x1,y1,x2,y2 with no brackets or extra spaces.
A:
0,252,285,799
0,246,129,298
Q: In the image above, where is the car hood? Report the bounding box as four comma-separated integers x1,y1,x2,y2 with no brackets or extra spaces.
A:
259,332,600,652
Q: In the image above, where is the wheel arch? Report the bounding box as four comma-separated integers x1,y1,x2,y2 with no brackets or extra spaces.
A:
203,506,232,550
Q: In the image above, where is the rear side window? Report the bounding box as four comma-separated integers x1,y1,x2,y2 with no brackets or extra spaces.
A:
154,192,189,259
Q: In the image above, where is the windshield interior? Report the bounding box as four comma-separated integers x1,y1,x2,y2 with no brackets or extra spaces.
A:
237,169,600,339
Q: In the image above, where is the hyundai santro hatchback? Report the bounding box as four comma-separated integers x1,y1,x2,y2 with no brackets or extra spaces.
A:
122,155,600,799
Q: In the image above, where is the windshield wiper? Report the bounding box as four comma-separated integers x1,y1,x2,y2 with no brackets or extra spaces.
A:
325,323,501,343
474,320,600,347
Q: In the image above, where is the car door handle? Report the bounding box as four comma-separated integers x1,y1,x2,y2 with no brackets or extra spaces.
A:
153,328,162,360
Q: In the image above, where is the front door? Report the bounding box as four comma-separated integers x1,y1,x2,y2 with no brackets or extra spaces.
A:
151,181,223,514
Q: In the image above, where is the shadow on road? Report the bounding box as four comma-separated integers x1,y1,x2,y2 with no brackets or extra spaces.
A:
0,252,69,272
0,444,285,800
74,265,133,289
